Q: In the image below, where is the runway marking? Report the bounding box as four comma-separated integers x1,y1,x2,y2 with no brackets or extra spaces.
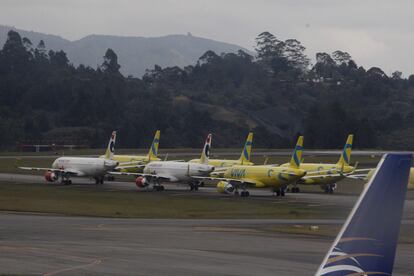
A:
43,258,102,276
193,226,259,233
0,244,102,276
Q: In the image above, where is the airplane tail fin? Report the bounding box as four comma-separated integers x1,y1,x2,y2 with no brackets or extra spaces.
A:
316,153,412,276
238,132,253,164
147,130,160,161
337,134,353,167
104,131,116,160
199,134,212,164
289,136,304,168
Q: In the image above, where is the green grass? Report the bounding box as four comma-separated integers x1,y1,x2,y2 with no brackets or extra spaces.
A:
0,182,347,219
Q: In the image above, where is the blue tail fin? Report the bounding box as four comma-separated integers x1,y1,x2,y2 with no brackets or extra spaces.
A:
316,153,412,276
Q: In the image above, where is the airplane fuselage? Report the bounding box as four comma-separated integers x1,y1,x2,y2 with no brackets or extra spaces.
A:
189,158,254,168
52,157,118,177
281,162,354,185
221,165,306,188
143,161,214,182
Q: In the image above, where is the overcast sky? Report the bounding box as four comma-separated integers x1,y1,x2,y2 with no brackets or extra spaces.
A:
1,0,413,75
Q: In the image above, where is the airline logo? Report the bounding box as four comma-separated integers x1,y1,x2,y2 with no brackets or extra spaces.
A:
151,138,159,156
243,141,252,160
319,239,385,275
292,144,303,167
109,131,116,153
204,134,211,158
316,154,412,276
230,168,246,178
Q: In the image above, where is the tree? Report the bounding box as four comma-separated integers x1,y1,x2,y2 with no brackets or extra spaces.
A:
101,48,121,74
283,39,310,71
367,67,387,78
49,50,69,67
391,71,403,80
1,30,32,71
255,32,284,61
313,52,336,78
332,50,352,65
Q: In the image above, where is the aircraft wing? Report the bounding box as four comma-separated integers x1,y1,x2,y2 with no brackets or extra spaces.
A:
114,164,146,171
18,167,81,175
192,176,262,187
109,171,175,181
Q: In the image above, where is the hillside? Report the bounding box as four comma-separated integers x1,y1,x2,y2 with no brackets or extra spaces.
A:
1,29,414,150
0,25,248,77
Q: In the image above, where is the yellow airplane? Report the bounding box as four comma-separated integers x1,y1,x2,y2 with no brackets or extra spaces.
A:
194,136,306,197
100,130,161,172
362,165,414,190
282,134,356,193
189,132,254,168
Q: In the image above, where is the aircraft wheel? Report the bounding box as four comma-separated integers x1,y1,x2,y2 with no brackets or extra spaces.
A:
281,189,285,197
276,190,281,197
244,191,250,197
160,185,165,191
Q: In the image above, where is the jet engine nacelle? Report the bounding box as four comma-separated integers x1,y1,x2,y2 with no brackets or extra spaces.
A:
135,176,148,188
44,171,58,182
216,181,235,194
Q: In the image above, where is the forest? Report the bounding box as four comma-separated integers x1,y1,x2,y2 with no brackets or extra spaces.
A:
1,30,414,150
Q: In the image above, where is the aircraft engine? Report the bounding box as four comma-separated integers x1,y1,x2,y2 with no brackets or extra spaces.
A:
216,181,234,194
44,171,58,182
135,176,147,188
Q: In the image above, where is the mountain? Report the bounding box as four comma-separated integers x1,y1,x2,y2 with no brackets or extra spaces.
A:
0,25,249,76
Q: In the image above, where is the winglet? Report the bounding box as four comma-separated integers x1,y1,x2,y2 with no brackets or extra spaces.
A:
289,136,304,168
239,132,253,165
104,131,116,160
337,134,353,167
199,133,212,164
147,130,160,161
316,153,412,275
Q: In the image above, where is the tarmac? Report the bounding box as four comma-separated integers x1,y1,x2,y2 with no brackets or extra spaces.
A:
1,172,414,275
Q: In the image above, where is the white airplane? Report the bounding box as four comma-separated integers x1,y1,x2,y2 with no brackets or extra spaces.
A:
19,131,119,185
111,134,215,191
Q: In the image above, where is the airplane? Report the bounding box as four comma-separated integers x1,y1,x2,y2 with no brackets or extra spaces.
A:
194,136,307,197
355,165,414,190
19,131,120,185
110,134,215,191
189,132,254,168
316,153,411,275
282,134,358,194
100,130,161,172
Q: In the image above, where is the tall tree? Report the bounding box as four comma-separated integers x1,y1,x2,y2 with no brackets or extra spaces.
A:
332,50,352,65
283,39,310,71
101,48,121,74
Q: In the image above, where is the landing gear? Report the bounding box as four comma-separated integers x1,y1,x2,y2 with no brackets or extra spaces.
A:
273,188,286,197
94,177,104,185
60,174,72,185
291,187,300,193
153,185,165,191
240,190,250,197
324,184,337,194
106,175,115,181
189,181,200,191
